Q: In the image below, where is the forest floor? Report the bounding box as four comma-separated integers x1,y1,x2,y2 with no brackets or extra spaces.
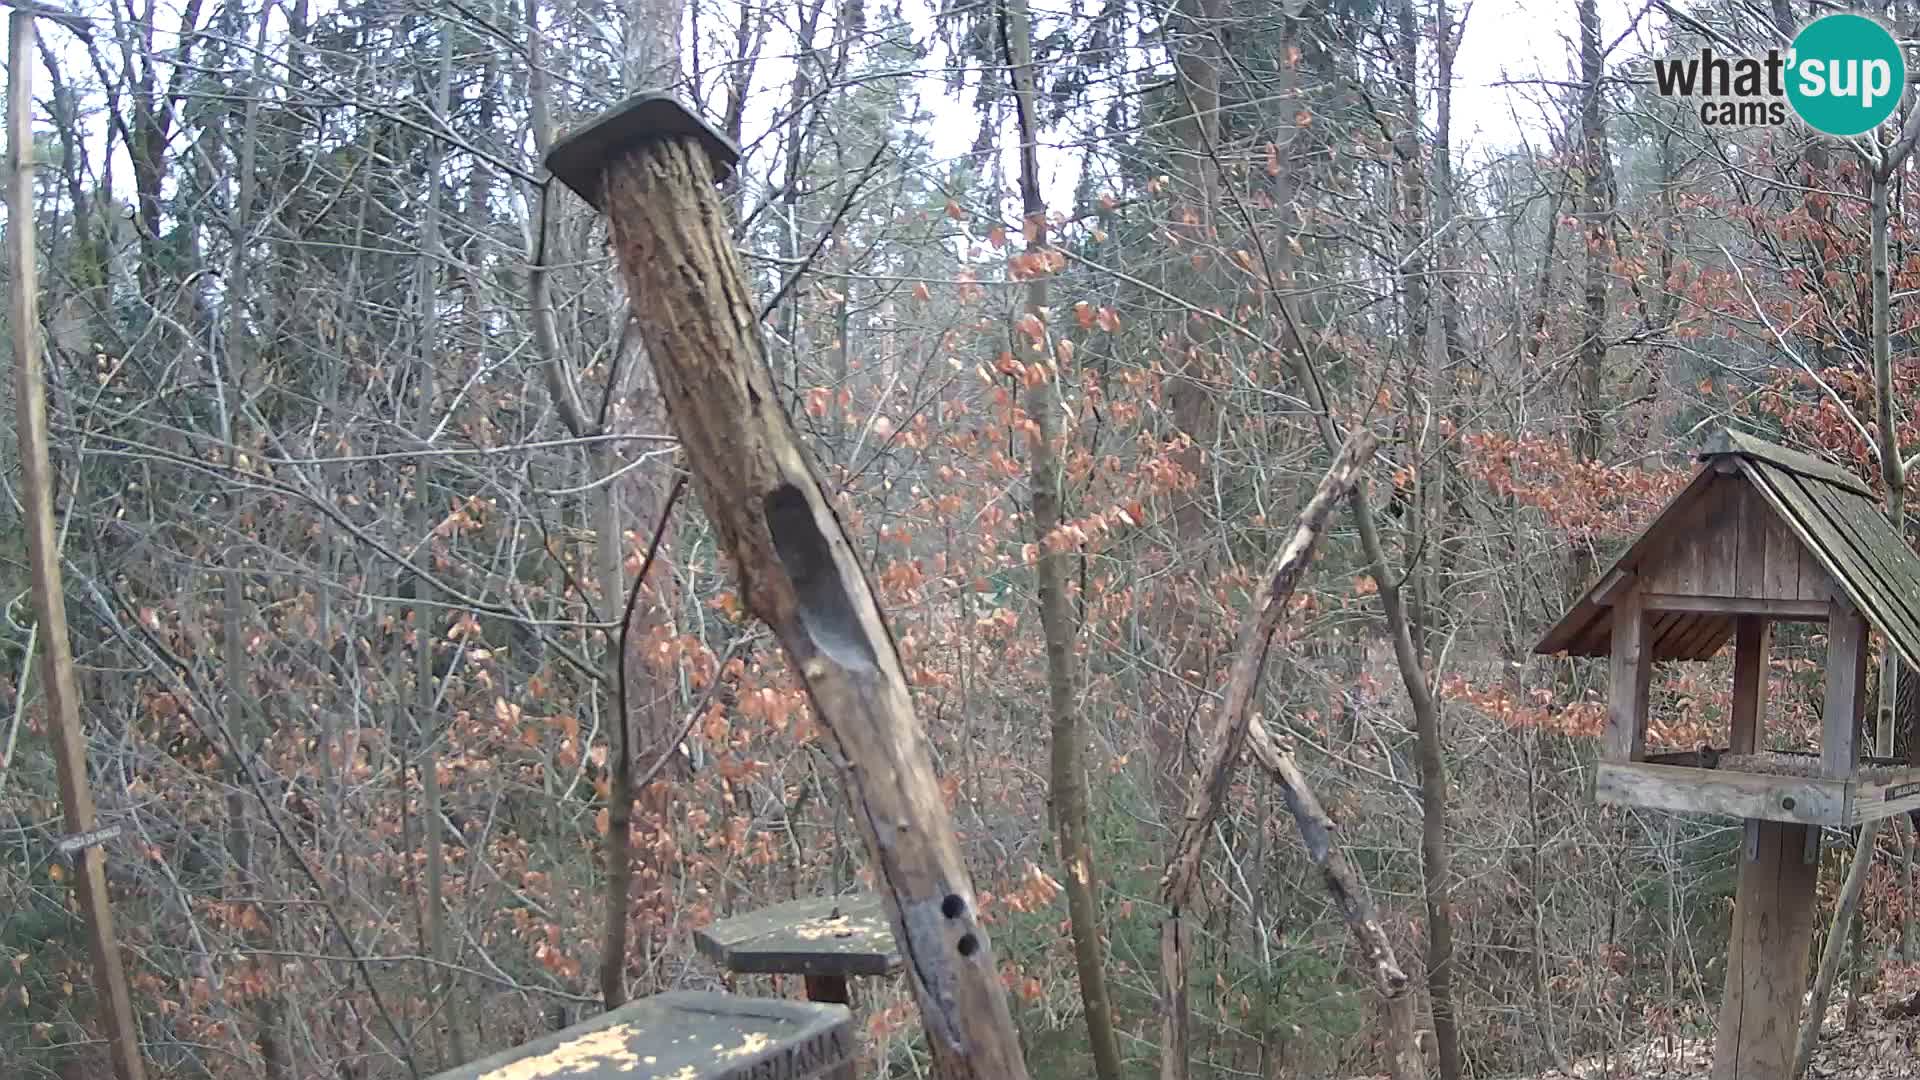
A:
1503,965,1920,1079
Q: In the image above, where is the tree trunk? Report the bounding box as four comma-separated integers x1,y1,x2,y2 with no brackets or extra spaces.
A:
1432,0,1471,650
1902,817,1917,962
400,27,462,1068
1392,0,1431,653
1570,0,1611,595
1241,714,1410,999
1152,0,1226,836
1000,2,1125,1077
217,6,289,1070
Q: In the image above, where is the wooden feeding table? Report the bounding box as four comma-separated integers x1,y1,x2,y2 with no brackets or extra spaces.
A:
695,895,902,1006
1537,428,1920,1080
425,990,852,1080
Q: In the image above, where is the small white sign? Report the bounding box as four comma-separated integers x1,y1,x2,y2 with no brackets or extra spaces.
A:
54,824,121,855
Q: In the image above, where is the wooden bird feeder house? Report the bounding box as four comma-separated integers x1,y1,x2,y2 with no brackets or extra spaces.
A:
1537,427,1920,1079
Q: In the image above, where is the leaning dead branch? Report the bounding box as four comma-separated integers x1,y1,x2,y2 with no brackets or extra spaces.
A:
1157,430,1382,1080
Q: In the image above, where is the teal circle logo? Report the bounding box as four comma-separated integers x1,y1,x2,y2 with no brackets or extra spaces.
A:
1787,14,1905,137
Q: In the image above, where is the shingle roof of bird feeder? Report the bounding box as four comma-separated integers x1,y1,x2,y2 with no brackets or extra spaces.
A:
1535,428,1920,671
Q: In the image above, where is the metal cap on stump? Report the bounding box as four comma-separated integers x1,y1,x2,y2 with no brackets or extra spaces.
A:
547,93,739,208
543,98,1031,1080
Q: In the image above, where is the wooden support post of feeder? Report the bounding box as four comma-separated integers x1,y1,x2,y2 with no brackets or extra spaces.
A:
544,95,1031,1080
425,991,853,1080
1537,429,1920,1080
1712,605,1819,1080
1821,595,1867,782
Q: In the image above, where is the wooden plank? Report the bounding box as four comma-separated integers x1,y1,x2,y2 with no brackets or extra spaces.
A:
1538,599,1608,658
1535,463,1721,655
1698,477,1737,596
1643,611,1689,661
1572,612,1612,657
1849,769,1920,824
1796,542,1830,602
1592,569,1635,605
1701,427,1874,497
1823,598,1866,779
1793,476,1920,638
1652,609,1720,660
1758,476,1806,601
545,93,742,206
1593,762,1846,826
804,975,851,1006
1735,480,1771,599
694,895,901,978
1711,821,1820,1080
1607,591,1652,762
1743,462,1916,653
424,991,854,1080
1643,475,1731,597
1794,476,1920,674
1770,466,1920,667
1730,617,1769,755
1640,595,1827,619
1672,614,1733,660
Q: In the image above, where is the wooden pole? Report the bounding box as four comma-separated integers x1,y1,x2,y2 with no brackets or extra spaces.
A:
1728,616,1768,755
545,95,1030,1080
1713,821,1818,1080
802,975,850,1006
1715,615,1815,1080
8,13,146,1080
1604,588,1650,762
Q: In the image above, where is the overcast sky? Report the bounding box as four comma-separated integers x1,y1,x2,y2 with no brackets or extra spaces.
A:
898,0,1658,219
21,0,1661,233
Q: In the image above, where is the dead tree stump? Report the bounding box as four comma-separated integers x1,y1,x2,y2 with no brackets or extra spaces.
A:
546,95,1031,1080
